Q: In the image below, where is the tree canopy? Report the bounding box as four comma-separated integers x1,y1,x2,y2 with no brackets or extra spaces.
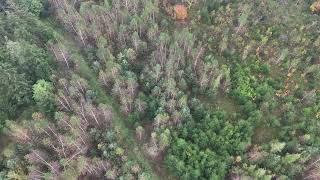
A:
1,0,320,179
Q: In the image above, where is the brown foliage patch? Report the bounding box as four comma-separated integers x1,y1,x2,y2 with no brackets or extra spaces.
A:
174,4,188,20
311,1,320,13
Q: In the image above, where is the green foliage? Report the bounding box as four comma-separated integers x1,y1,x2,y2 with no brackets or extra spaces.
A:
32,80,55,114
6,41,53,83
232,65,256,101
16,0,44,16
0,5,54,119
270,141,285,153
159,129,171,149
166,138,228,179
0,63,31,116
282,153,301,165
0,112,6,133
166,110,252,179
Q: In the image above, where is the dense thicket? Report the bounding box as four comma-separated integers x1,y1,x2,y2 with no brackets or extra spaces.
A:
1,0,320,179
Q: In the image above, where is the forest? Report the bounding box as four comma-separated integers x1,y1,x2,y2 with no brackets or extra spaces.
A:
1,0,320,179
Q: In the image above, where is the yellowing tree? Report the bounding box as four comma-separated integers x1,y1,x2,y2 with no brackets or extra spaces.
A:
311,1,320,13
